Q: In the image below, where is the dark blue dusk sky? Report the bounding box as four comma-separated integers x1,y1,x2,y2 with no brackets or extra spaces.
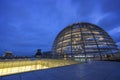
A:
0,0,120,56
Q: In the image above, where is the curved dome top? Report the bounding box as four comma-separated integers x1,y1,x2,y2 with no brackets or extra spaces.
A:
56,22,103,39
52,22,119,58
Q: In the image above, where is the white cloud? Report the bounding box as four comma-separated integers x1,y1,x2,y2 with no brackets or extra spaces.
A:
109,26,120,35
117,42,120,49
89,4,114,24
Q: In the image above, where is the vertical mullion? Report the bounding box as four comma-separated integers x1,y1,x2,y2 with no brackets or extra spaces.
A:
80,24,87,60
70,26,73,58
89,26,102,60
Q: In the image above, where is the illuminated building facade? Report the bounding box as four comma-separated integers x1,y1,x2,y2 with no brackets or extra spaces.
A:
52,22,119,59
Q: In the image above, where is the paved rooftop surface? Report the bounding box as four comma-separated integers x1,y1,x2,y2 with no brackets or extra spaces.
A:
1,61,120,80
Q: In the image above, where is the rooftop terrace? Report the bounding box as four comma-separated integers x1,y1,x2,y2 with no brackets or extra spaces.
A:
1,61,120,80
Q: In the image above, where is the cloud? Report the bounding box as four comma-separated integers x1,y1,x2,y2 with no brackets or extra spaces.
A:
108,27,120,47
117,42,120,48
109,26,120,35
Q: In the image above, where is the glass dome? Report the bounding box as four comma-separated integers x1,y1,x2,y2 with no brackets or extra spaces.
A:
52,22,119,59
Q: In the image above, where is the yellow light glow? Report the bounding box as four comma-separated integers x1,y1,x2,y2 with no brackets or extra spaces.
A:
0,59,78,76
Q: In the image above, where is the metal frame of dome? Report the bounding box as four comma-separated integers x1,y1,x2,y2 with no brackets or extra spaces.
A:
52,22,119,60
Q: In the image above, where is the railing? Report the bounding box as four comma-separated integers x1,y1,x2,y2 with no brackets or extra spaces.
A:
0,59,79,76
